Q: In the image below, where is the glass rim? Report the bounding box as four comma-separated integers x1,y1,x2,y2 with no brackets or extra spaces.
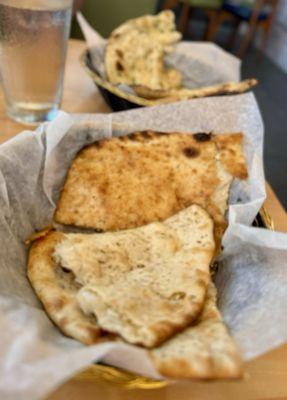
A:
0,0,73,10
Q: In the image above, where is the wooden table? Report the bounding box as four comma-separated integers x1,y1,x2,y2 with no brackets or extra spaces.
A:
1,39,287,400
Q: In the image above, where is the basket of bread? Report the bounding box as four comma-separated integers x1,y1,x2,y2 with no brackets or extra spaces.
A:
79,11,257,110
2,90,287,400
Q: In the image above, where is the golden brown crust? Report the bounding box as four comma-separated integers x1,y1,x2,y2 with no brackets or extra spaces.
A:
133,78,258,100
215,133,248,180
24,225,54,245
150,283,243,379
54,131,247,253
153,353,243,379
147,298,202,347
27,232,109,345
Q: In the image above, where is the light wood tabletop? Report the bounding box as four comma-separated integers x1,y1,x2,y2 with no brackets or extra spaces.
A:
1,39,286,400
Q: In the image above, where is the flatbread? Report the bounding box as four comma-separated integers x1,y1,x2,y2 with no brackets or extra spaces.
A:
133,78,258,100
27,231,241,379
150,282,243,379
105,11,182,90
27,231,109,345
54,205,215,347
54,131,248,252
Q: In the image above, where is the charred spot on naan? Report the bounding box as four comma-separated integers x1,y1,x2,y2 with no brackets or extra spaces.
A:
183,147,200,158
193,133,212,142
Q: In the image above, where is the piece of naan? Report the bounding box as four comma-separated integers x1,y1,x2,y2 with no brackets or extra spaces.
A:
133,78,258,99
27,231,108,345
28,234,242,377
53,205,215,347
54,131,248,252
105,10,182,90
150,282,243,379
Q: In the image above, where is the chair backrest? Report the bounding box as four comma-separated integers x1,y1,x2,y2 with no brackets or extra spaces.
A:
73,0,85,13
249,0,279,26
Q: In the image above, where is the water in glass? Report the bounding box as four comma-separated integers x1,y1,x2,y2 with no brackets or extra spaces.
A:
0,0,72,124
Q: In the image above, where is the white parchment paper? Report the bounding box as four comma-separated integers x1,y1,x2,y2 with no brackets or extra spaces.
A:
1,94,287,400
77,13,240,91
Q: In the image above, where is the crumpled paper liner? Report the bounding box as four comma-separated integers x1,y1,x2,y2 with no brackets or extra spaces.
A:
1,94,287,400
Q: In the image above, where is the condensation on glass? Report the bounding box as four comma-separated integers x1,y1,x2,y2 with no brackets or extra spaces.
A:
0,0,72,124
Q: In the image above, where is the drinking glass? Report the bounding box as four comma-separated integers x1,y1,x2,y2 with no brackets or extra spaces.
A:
0,0,73,124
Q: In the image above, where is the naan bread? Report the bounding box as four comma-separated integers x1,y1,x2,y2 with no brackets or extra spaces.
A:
54,131,248,251
150,282,243,379
133,78,258,100
27,231,108,345
27,229,241,379
54,205,215,347
105,11,182,90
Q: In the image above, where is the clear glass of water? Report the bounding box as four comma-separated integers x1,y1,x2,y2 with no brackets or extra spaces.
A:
0,0,72,124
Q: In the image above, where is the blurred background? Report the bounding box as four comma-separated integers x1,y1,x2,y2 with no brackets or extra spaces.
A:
73,0,287,209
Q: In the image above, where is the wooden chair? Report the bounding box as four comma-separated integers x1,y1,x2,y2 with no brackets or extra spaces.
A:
159,0,223,40
209,0,279,58
73,0,85,13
